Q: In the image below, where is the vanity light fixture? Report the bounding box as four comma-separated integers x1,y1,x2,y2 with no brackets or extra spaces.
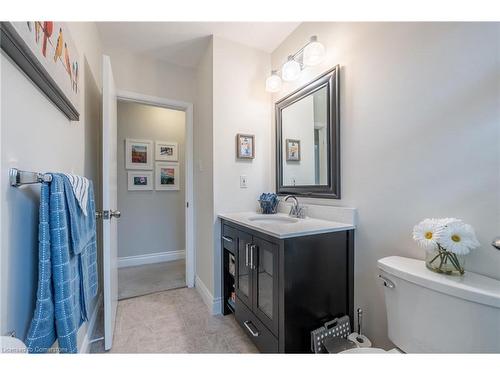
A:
265,70,282,92
303,35,326,66
265,35,326,92
282,55,301,82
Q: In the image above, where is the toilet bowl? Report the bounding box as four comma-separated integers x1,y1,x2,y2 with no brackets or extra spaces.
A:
1,336,27,353
342,347,401,354
341,256,500,354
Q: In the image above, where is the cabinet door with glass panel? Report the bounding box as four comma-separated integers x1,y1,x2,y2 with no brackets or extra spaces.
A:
251,237,279,336
235,230,253,309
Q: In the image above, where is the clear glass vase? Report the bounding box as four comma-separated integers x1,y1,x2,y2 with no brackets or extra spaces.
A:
425,249,465,276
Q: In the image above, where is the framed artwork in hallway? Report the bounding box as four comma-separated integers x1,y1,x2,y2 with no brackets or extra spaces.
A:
155,162,180,191
125,138,153,170
127,171,153,191
155,141,178,161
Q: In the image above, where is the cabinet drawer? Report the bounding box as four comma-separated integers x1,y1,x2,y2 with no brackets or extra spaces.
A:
222,225,237,253
235,297,278,353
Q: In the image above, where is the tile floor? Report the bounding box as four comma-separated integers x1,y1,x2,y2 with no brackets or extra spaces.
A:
118,260,186,300
91,287,259,353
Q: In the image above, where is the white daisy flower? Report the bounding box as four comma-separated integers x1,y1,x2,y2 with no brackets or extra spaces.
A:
413,218,443,251
439,220,480,255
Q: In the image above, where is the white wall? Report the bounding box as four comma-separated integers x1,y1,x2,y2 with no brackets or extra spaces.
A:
192,37,273,305
0,22,103,350
194,38,215,296
117,101,185,259
102,46,196,104
211,37,272,301
271,22,500,348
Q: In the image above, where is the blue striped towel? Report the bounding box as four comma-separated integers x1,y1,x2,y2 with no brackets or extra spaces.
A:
63,173,89,217
61,175,98,320
25,174,98,353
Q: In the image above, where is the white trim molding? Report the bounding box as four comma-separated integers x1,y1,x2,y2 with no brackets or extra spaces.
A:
116,90,194,288
195,275,222,315
79,293,103,353
118,250,185,269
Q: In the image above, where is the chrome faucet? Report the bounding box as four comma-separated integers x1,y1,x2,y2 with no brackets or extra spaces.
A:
284,195,306,219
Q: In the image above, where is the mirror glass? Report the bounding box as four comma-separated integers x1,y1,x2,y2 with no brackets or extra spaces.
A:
281,86,328,186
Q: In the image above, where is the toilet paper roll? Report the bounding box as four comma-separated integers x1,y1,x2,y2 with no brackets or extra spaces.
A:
347,332,372,348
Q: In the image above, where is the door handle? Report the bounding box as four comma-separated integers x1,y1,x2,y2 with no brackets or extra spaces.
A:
243,320,260,337
245,243,249,267
110,210,121,219
250,244,257,269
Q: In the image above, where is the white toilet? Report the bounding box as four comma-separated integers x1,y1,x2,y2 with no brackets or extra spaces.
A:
343,256,500,353
1,335,27,354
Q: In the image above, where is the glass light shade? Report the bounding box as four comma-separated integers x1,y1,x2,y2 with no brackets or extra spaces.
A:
303,36,326,66
281,56,301,81
265,71,282,92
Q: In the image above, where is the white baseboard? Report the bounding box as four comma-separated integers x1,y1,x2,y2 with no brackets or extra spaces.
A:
80,293,102,353
195,275,222,315
118,250,185,268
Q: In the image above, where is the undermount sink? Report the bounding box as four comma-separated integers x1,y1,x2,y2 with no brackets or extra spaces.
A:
247,215,299,224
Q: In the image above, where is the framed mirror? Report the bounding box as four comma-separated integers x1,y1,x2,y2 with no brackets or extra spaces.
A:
276,66,340,199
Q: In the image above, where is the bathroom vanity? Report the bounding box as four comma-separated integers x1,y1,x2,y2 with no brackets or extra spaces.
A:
219,212,355,353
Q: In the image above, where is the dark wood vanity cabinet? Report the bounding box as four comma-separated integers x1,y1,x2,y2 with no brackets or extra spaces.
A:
221,220,354,353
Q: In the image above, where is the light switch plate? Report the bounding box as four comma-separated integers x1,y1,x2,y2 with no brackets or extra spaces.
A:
240,175,248,188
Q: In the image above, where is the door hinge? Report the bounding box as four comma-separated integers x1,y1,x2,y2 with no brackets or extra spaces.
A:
186,202,189,208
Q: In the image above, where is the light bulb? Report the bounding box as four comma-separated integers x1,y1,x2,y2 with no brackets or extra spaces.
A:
281,55,301,81
303,36,325,66
265,71,282,92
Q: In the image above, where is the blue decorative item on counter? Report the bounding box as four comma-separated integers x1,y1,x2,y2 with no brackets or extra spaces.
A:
258,193,279,214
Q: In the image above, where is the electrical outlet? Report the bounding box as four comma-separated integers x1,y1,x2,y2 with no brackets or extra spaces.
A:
240,175,248,188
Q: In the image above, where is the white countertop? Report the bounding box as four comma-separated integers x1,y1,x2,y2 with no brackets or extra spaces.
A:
218,212,355,239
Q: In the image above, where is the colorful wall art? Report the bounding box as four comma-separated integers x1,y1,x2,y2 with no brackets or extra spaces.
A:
8,22,81,119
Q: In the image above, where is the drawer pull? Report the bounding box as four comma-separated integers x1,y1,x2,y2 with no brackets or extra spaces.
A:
243,320,260,337
222,236,233,243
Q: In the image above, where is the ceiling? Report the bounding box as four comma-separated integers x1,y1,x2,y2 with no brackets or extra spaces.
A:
96,22,300,68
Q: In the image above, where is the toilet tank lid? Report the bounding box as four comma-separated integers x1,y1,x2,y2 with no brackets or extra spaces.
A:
378,256,500,308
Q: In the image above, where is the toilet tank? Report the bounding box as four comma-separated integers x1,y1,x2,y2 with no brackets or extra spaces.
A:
378,256,500,353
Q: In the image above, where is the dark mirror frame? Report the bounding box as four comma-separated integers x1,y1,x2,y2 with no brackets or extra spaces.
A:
276,65,340,199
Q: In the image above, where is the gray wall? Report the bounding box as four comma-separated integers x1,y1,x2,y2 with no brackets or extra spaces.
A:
117,101,186,259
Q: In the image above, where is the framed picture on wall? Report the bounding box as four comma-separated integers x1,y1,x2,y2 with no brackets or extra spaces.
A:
155,162,180,191
127,171,153,191
236,134,255,159
286,139,301,161
155,141,178,161
125,138,153,170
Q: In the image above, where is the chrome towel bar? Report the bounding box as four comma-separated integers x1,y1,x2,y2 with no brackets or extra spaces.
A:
9,168,52,187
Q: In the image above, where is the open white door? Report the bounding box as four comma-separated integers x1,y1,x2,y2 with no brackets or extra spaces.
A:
102,55,119,351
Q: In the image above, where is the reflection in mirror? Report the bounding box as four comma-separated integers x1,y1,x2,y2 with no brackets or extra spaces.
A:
282,86,328,186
